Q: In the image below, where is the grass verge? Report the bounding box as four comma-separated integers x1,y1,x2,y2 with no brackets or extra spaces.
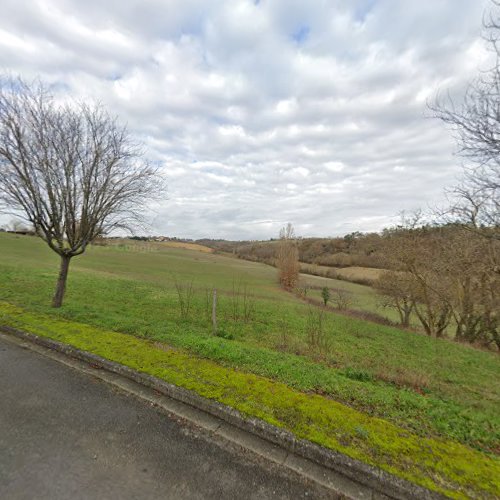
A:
0,301,498,499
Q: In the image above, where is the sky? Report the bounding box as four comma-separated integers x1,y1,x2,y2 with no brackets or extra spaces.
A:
0,0,493,240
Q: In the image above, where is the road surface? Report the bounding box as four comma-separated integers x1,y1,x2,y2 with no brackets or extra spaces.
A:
0,335,329,499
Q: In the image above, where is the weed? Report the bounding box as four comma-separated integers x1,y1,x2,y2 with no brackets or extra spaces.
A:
174,279,194,320
241,283,256,323
354,426,370,440
343,367,374,383
332,289,354,310
376,367,431,394
305,307,331,356
215,329,234,340
229,280,256,323
276,313,291,350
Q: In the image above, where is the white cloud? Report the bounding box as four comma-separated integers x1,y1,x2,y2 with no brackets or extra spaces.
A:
0,0,493,239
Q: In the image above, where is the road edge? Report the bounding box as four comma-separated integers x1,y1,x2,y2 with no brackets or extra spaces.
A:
0,324,443,500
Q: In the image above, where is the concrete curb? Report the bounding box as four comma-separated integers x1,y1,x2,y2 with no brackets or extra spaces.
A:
0,325,444,500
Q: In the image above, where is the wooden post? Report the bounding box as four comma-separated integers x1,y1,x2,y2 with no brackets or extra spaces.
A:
212,289,217,335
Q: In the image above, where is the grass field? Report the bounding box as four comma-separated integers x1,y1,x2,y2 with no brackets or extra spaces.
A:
300,262,383,284
0,233,499,497
98,238,214,253
296,272,402,323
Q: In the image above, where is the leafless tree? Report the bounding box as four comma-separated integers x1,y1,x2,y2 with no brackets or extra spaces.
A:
431,1,500,235
380,223,453,338
374,271,414,327
0,76,164,307
276,223,299,290
379,222,499,346
331,289,353,311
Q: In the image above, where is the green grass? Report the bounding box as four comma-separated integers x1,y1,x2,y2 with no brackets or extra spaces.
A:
0,233,499,496
299,272,395,316
0,301,498,499
297,269,425,327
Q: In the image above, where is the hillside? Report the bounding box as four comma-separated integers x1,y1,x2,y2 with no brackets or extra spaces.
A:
198,232,387,271
0,233,499,497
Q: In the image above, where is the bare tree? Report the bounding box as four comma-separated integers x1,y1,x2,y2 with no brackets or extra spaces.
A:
331,289,353,311
431,1,500,235
0,76,164,307
380,223,452,337
374,271,414,327
380,221,499,345
276,223,299,290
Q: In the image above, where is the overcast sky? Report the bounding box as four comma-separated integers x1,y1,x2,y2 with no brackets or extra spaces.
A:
0,0,492,239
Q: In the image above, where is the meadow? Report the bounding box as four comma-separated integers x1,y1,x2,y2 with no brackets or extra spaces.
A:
0,232,499,497
296,272,401,323
299,261,383,285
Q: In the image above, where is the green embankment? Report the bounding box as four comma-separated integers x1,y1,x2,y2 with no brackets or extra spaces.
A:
0,302,498,499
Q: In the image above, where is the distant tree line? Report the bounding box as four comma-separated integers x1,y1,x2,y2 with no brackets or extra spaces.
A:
199,232,387,270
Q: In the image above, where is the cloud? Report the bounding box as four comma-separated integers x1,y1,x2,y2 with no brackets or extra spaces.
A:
0,0,493,239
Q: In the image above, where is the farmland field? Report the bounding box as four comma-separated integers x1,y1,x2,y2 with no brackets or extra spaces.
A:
0,232,499,497
98,238,215,254
297,262,409,324
296,272,397,320
300,262,383,284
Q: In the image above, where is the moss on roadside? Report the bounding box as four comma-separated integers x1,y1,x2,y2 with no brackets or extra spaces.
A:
0,301,498,499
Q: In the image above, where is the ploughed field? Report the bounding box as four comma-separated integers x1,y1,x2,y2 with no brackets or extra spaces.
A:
0,233,498,498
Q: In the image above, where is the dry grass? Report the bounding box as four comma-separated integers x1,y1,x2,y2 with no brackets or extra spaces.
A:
300,262,383,285
159,241,214,253
93,238,214,254
375,367,431,394
335,266,383,282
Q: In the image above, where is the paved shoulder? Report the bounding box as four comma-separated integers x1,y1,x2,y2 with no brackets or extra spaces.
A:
0,336,328,500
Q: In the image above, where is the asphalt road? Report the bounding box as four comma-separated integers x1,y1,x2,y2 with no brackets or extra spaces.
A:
0,335,329,500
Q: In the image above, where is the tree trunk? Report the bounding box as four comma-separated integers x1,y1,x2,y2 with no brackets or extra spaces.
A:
402,308,411,328
52,254,71,308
